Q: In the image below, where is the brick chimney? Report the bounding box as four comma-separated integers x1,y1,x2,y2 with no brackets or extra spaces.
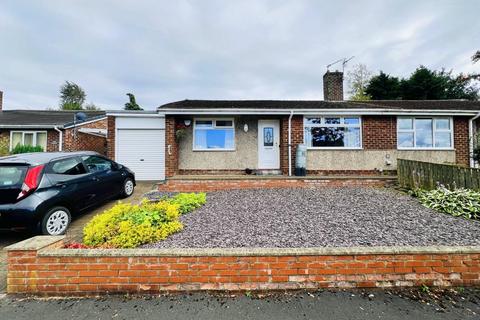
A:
0,91,3,110
323,71,344,101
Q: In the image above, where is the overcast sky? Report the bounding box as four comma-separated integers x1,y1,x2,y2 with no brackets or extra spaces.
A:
0,0,479,110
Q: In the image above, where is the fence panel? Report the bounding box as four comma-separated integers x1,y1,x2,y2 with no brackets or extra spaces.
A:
397,159,480,190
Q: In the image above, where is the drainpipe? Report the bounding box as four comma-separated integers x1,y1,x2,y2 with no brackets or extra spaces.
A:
288,111,294,176
469,113,480,167
469,112,480,168
54,126,63,151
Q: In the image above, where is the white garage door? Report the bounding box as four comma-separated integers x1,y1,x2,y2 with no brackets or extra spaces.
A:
116,129,165,181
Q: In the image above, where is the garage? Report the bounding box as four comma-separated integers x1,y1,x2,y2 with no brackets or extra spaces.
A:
113,114,165,181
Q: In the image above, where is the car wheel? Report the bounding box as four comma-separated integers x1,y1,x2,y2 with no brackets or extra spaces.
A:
121,178,135,198
41,207,71,236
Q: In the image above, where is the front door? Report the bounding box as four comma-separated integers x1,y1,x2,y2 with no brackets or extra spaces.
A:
258,120,280,169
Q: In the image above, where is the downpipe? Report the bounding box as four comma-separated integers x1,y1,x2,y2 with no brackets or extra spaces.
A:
469,112,480,168
54,126,63,152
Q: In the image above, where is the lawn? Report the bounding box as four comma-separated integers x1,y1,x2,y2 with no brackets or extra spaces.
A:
143,187,480,248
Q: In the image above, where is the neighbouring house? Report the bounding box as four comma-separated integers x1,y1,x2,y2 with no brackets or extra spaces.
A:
155,72,480,178
0,92,108,155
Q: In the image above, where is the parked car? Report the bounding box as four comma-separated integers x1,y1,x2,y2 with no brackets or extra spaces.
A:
0,151,136,235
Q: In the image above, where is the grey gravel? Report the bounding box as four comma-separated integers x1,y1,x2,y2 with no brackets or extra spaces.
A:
144,187,480,248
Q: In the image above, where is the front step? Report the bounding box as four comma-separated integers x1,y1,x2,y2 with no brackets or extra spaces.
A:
255,169,283,176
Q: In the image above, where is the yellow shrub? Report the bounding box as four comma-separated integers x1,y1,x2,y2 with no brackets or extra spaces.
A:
83,200,183,248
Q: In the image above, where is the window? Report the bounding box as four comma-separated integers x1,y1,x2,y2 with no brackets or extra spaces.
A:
397,117,453,149
304,116,362,148
51,158,87,175
10,131,47,151
193,118,235,150
82,156,113,172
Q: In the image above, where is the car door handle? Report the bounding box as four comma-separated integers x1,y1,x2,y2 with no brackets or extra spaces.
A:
55,182,67,188
90,176,100,182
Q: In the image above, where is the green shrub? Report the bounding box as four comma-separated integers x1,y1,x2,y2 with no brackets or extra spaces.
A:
11,144,43,154
168,192,206,215
82,193,206,248
411,187,480,220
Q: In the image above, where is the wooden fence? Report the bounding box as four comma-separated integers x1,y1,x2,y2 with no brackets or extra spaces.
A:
397,159,480,190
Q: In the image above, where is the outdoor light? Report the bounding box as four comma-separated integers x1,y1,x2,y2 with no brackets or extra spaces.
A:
184,119,191,127
243,123,249,132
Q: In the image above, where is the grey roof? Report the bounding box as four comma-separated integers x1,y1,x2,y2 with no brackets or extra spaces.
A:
159,99,480,111
0,110,106,128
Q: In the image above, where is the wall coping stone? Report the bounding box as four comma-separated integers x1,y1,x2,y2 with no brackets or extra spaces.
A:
5,236,65,251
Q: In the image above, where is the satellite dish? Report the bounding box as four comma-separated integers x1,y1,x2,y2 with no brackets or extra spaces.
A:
75,112,88,122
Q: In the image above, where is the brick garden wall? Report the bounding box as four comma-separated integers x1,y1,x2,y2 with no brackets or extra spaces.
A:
158,177,396,192
6,237,480,295
106,116,115,160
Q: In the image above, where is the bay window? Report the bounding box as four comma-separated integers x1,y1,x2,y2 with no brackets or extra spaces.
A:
304,116,362,148
10,131,47,151
193,118,235,151
397,117,453,149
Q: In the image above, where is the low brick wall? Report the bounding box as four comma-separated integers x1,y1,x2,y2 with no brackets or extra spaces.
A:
6,237,480,296
158,177,396,192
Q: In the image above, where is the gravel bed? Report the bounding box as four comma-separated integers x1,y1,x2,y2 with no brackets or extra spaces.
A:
143,187,480,248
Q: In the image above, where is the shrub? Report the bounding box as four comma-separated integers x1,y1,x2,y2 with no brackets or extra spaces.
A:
83,200,183,248
82,193,206,248
11,144,43,154
168,192,206,215
411,186,480,220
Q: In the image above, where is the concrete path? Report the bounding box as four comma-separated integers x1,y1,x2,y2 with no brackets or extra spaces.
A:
0,182,157,292
0,290,479,319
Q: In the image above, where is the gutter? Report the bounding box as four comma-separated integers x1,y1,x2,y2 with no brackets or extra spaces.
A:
54,126,63,152
288,111,294,176
469,112,480,168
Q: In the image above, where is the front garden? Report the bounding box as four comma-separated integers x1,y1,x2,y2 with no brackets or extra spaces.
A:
73,186,480,249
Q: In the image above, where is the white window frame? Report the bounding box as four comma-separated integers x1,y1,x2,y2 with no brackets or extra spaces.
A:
9,131,48,151
192,118,235,151
303,116,363,150
397,117,454,150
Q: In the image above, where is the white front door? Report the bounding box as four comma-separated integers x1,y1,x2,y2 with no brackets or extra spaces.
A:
258,120,280,169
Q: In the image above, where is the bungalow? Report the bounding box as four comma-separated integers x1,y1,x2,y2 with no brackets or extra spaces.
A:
0,92,108,155
156,72,480,178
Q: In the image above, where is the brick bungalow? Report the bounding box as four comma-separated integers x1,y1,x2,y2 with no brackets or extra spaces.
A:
158,72,480,179
0,92,108,155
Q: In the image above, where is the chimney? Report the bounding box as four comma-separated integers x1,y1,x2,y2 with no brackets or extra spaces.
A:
323,71,344,101
0,91,3,111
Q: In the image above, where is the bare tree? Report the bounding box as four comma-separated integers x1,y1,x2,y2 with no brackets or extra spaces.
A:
347,63,372,100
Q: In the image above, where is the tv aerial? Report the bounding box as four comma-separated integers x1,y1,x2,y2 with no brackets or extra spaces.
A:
326,56,355,72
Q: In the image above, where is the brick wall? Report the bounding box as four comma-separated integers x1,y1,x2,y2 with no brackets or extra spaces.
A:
0,129,10,155
46,129,60,152
165,116,179,177
454,116,470,166
363,116,397,149
63,118,107,155
323,72,344,101
158,177,395,192
106,116,115,160
6,237,480,295
280,116,303,174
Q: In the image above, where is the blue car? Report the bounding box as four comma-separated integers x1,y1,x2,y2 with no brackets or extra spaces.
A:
0,151,136,235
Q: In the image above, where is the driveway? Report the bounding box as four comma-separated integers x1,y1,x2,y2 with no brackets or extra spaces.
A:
0,289,479,319
0,182,156,292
